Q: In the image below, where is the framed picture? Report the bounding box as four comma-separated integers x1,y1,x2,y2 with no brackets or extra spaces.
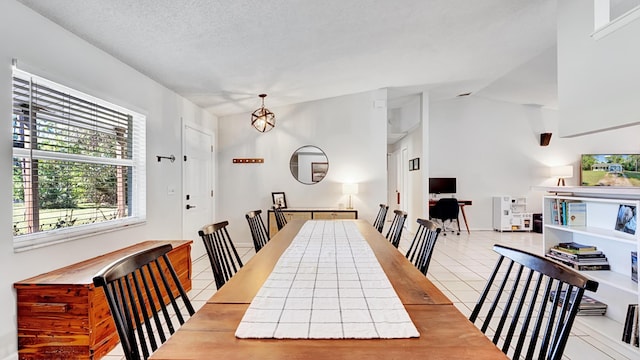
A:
614,204,636,235
409,158,420,171
311,162,329,183
272,192,287,209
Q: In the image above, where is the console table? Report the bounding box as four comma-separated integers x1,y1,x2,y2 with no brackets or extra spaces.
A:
14,240,192,360
267,208,358,237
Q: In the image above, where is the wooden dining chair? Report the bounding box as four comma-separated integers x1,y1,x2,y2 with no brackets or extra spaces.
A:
93,244,195,360
404,218,440,276
385,209,407,248
372,203,389,233
469,244,599,360
272,204,288,231
245,209,270,252
198,221,244,289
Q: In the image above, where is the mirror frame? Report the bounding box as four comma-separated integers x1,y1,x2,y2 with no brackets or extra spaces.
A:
289,145,329,185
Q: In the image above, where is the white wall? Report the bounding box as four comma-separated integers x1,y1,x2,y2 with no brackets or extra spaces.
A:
429,96,640,230
558,0,640,136
387,95,425,232
217,90,388,246
0,2,216,358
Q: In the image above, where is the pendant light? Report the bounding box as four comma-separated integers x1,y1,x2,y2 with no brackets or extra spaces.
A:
251,94,275,132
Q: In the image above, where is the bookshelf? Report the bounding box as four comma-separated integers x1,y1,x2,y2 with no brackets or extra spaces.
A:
539,187,640,353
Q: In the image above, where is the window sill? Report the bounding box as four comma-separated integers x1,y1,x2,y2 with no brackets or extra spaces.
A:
13,218,146,253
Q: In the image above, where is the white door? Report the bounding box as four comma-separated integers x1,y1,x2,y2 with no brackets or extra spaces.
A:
182,125,214,260
400,148,408,212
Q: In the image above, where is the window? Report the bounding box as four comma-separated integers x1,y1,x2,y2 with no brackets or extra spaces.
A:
593,0,640,38
12,69,146,251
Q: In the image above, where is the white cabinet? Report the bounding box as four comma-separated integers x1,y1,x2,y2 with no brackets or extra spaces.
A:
541,189,640,355
492,196,532,232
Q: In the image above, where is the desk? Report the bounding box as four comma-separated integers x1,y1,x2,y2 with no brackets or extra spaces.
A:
149,220,505,360
429,199,472,234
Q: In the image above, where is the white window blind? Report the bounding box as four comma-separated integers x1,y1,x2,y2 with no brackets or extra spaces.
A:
12,69,146,251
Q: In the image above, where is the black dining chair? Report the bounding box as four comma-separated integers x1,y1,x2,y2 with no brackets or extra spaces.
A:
272,204,288,231
385,209,407,248
198,221,244,289
372,203,389,233
92,244,195,360
430,197,460,235
469,244,599,360
405,218,441,276
246,209,270,253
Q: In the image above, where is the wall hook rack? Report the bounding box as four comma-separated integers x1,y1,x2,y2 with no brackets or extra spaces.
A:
157,155,176,163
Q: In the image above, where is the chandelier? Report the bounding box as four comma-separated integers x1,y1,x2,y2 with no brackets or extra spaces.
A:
251,94,275,132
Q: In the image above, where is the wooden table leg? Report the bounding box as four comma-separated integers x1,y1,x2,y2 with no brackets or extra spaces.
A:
459,205,470,234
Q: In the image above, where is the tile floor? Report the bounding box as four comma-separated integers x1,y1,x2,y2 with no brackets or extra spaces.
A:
103,227,637,360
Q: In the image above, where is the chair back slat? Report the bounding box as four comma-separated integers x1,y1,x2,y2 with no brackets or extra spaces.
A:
469,244,598,360
405,218,440,275
385,210,407,248
273,205,288,231
372,204,389,233
93,244,194,360
246,210,270,252
198,221,244,289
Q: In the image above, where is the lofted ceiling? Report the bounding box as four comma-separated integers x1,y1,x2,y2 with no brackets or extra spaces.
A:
16,0,559,142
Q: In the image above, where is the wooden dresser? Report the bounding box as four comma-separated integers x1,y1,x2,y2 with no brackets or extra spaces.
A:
14,240,192,360
267,208,358,237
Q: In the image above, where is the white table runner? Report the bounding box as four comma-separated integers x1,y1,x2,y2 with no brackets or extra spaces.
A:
235,220,420,339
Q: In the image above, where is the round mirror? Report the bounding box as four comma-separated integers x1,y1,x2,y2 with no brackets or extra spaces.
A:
289,145,329,185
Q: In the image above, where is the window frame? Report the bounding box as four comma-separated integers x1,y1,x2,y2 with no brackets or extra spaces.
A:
12,68,146,252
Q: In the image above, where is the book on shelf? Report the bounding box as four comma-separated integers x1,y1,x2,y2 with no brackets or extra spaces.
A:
622,304,639,347
549,290,607,316
545,252,610,271
566,202,586,226
550,200,559,225
632,251,638,283
557,242,598,253
549,247,604,259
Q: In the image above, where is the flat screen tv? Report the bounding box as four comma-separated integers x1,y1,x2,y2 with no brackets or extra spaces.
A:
429,177,457,194
580,154,640,187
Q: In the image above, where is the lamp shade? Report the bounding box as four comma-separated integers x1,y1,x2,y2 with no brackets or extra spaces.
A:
549,166,573,178
342,183,359,195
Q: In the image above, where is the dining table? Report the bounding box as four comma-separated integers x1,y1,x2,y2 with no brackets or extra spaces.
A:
149,219,507,360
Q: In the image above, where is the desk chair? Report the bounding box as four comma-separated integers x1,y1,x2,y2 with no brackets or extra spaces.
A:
405,218,440,276
273,204,288,231
198,221,244,289
93,244,195,360
430,198,460,235
469,244,599,360
373,203,389,233
385,209,407,248
246,209,270,252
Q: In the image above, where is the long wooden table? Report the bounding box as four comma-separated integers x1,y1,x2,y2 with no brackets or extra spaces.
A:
150,220,506,360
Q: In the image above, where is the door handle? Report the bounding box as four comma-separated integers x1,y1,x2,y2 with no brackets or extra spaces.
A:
186,204,196,210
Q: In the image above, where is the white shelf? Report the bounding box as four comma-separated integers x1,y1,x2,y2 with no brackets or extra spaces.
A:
544,224,637,246
541,189,639,349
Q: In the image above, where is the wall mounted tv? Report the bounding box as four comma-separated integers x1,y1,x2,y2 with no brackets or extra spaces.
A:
580,154,640,187
429,177,457,194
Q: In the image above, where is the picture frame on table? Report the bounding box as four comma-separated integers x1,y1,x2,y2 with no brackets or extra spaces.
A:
272,192,288,209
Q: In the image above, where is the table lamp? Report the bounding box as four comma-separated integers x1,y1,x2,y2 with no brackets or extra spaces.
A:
342,183,359,209
550,166,573,186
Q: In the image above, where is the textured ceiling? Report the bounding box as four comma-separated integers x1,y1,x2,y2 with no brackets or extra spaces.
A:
16,0,558,117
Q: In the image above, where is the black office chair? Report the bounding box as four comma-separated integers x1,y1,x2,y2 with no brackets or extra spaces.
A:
405,218,441,276
245,210,270,253
430,198,460,235
385,209,407,248
93,244,195,360
272,204,288,231
372,203,389,233
198,221,244,289
469,244,599,360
